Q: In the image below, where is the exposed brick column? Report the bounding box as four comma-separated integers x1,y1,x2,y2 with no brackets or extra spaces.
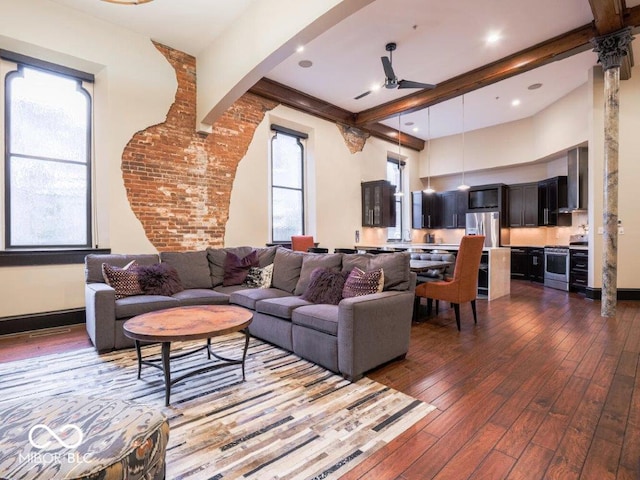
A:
121,43,278,251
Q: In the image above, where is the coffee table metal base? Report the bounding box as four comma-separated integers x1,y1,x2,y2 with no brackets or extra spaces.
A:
134,329,250,406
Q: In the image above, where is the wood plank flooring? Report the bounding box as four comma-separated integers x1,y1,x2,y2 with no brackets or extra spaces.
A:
0,281,638,479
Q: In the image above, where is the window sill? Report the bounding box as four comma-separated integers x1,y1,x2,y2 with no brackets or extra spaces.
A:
0,248,111,267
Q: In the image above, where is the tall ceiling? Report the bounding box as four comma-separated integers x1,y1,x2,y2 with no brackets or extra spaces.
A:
49,0,640,143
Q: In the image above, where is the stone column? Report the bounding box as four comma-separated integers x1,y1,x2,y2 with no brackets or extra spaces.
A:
591,28,634,317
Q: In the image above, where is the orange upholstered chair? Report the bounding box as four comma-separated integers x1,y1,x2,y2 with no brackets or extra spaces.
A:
415,235,485,330
291,235,315,252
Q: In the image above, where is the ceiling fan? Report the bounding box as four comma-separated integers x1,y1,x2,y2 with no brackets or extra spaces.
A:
354,42,436,100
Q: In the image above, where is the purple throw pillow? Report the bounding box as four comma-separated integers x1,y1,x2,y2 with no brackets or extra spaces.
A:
135,263,184,296
223,250,259,286
301,268,348,305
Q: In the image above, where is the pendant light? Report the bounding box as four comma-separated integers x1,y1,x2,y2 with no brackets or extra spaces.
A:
457,94,470,191
424,107,436,194
101,0,153,4
394,114,404,197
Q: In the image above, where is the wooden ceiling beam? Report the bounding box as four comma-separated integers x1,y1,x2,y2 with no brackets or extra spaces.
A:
354,24,596,126
249,77,425,150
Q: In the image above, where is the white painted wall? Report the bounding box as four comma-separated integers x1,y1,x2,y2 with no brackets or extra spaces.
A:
0,0,176,317
226,104,421,252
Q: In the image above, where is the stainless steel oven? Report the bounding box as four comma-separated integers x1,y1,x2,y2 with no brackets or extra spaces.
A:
544,246,570,291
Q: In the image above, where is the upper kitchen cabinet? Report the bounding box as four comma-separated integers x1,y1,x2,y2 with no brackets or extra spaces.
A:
441,190,468,229
538,176,571,226
362,180,396,227
508,183,538,227
411,191,441,229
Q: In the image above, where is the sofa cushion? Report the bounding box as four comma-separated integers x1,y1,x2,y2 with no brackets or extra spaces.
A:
172,289,229,306
342,252,411,291
223,250,259,286
271,249,304,294
207,246,278,287
342,267,384,298
256,296,312,320
114,295,180,319
86,254,159,284
160,251,212,289
134,263,184,296
292,304,339,336
214,284,251,295
102,261,144,299
301,268,347,305
294,253,342,295
229,288,292,310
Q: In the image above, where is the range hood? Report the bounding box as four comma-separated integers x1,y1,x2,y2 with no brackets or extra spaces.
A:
560,147,588,212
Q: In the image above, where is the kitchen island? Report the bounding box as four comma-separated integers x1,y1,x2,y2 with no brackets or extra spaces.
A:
356,243,511,301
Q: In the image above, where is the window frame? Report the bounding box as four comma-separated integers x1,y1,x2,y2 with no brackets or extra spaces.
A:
0,50,98,265
270,124,308,244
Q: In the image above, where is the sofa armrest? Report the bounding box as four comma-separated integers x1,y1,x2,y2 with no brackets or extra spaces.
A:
85,283,116,352
337,290,414,380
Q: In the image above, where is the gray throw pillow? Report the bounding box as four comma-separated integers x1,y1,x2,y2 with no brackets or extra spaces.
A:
160,251,212,289
271,249,304,293
294,253,343,295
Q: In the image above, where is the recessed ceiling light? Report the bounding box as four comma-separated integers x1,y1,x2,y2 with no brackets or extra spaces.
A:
298,60,313,68
412,127,419,132
511,99,521,107
371,84,381,92
528,83,543,90
486,31,501,44
296,45,305,53
405,121,414,126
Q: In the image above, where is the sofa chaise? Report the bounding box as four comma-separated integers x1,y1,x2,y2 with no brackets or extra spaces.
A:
85,247,416,381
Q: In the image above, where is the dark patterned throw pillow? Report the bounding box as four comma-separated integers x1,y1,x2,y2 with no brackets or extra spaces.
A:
301,268,348,305
134,263,184,296
102,261,143,299
223,250,259,286
342,267,384,299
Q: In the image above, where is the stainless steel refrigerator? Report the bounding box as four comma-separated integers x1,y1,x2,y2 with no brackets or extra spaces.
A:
465,211,509,247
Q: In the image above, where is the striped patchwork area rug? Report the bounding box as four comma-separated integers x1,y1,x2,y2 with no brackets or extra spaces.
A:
0,335,435,479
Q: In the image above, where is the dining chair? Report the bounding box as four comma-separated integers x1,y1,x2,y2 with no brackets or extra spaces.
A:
414,235,485,330
291,235,315,252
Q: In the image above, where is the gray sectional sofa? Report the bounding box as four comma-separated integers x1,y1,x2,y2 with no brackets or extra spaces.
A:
85,246,416,381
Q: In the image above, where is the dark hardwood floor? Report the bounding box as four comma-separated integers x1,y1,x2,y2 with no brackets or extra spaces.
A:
1,281,638,479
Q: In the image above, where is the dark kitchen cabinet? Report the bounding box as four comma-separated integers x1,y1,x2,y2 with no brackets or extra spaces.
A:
411,190,441,229
362,180,395,227
510,246,544,282
570,249,589,293
529,248,544,283
510,247,529,279
441,190,467,229
538,176,570,226
508,183,538,227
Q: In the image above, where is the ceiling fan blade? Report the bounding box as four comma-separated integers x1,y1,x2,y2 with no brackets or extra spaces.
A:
354,90,372,100
381,56,396,80
398,79,436,90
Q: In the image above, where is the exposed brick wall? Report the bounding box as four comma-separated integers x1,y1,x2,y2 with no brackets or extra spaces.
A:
121,43,278,251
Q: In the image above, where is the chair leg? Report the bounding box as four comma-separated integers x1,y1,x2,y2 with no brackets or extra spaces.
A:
427,298,433,315
471,300,477,324
435,300,439,315
453,303,461,331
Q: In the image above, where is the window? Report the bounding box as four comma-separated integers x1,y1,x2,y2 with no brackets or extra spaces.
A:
3,53,93,250
270,125,307,243
387,158,403,240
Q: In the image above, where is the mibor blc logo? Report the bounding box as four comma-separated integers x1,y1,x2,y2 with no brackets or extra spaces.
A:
28,424,84,450
21,423,93,466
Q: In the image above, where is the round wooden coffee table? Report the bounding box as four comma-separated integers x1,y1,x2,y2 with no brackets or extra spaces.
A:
123,305,253,406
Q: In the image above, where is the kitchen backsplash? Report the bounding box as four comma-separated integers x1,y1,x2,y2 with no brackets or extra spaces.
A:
362,211,589,247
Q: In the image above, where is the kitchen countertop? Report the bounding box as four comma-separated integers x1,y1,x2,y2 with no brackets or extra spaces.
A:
355,243,510,252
